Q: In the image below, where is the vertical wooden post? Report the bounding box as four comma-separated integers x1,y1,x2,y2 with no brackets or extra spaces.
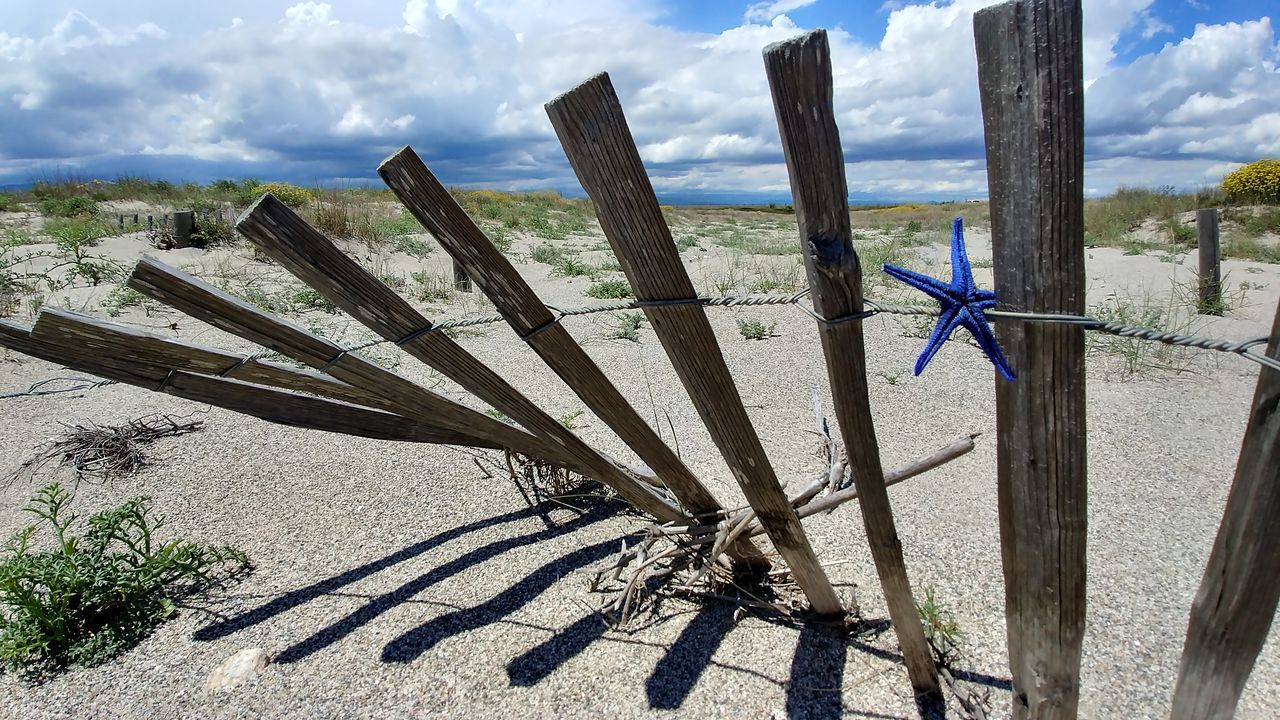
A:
763,29,939,696
147,214,154,231
1170,299,1280,720
173,210,194,248
453,260,472,292
1197,208,1221,315
117,214,125,230
975,2,1088,718
132,213,140,226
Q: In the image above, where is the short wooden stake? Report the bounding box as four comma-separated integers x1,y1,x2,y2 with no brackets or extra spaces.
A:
173,210,194,248
1197,208,1222,315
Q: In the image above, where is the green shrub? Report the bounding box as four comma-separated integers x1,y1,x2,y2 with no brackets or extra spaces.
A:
255,182,314,209
1222,159,1280,204
736,317,776,340
584,279,632,299
209,179,239,192
38,196,97,218
0,484,249,674
290,286,337,313
0,193,18,213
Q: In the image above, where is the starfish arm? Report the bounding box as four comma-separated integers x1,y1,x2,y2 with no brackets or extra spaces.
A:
912,304,963,376
959,307,1017,381
882,263,956,302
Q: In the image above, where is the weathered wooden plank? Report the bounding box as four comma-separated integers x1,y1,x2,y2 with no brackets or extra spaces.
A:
1171,299,1280,720
235,195,684,523
763,28,940,691
2,319,489,446
126,257,563,464
545,73,842,615
975,2,1089,717
378,147,760,558
31,307,383,410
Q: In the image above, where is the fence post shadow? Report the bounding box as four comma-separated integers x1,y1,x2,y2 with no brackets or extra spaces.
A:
644,602,737,709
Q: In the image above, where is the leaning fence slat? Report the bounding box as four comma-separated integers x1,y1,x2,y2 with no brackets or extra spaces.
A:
975,2,1088,717
235,195,683,523
1170,298,1280,720
127,257,560,463
378,146,763,560
1,320,488,446
763,28,939,692
545,73,843,615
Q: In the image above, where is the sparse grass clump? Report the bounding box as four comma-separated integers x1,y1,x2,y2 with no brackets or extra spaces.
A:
608,312,644,342
290,286,337,313
584,279,632,299
1087,290,1196,378
736,318,776,340
411,270,453,302
0,484,249,675
916,587,964,665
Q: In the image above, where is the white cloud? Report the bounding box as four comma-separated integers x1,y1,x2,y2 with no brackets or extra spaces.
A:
745,0,818,23
0,2,1273,199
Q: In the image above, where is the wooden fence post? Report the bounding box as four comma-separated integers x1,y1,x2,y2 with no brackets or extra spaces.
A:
975,1,1088,718
1170,298,1280,720
173,210,194,248
453,260,472,292
763,29,939,696
1197,208,1221,315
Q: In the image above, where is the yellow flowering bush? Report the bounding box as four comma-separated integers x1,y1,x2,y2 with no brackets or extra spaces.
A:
1221,159,1280,204
254,182,314,208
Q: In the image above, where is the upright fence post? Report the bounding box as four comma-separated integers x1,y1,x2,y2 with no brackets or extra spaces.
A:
1197,208,1221,315
975,2,1088,718
173,210,194,249
1171,298,1280,720
763,29,939,697
453,260,472,292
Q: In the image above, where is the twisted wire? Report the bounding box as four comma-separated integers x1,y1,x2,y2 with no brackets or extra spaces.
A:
327,290,1277,374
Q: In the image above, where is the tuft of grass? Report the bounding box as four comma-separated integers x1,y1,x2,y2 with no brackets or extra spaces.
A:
1223,235,1280,264
290,286,337,314
608,312,645,342
0,483,249,675
1087,289,1197,378
559,410,585,429
585,279,632,299
410,270,453,303
100,287,151,318
37,196,98,219
916,587,964,665
736,317,776,340
529,243,570,266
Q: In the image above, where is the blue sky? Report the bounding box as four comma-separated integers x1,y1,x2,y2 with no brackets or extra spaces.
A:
1,1,1277,202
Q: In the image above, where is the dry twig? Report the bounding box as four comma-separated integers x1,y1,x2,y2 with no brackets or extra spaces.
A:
11,412,205,482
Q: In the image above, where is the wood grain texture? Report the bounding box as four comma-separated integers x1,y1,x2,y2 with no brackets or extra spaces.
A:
126,257,556,462
1171,299,1280,720
3,319,484,445
235,194,683,523
975,2,1088,717
545,73,841,614
1197,208,1222,315
763,28,940,693
379,147,761,559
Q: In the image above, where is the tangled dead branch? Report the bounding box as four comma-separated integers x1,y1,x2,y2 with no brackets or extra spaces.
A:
11,412,206,482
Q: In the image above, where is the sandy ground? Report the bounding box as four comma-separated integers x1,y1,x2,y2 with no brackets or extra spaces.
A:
0,217,1277,719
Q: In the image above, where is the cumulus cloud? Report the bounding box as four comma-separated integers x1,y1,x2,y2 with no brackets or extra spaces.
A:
0,1,1274,199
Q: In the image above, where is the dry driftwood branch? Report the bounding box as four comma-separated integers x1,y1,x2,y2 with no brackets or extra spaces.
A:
589,434,977,625
12,412,205,482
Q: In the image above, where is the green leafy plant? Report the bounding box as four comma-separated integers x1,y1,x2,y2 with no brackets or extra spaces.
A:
608,312,644,342
916,586,964,665
410,271,453,303
559,410,585,429
0,484,250,675
100,287,150,318
736,317,776,340
44,218,123,287
37,196,98,218
584,279,632,299
290,286,337,313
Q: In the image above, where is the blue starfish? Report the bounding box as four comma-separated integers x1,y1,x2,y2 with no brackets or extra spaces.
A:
881,217,1016,381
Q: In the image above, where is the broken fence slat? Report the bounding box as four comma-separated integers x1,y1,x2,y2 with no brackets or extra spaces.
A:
234,194,684,523
378,146,764,562
1171,298,1280,720
764,27,939,693
545,72,843,616
126,257,561,464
